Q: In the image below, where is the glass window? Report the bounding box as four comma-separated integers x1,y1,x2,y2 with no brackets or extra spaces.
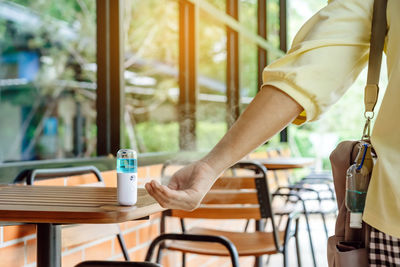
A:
0,0,96,162
240,0,257,34
267,0,280,63
239,0,258,107
239,39,257,109
205,0,226,12
123,0,179,153
197,9,227,151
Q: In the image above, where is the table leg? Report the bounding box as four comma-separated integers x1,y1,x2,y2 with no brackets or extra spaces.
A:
37,223,61,267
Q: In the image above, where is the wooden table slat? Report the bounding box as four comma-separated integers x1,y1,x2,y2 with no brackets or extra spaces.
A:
0,195,142,201
0,185,164,224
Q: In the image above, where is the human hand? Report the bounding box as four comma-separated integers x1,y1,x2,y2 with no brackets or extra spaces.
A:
145,160,218,211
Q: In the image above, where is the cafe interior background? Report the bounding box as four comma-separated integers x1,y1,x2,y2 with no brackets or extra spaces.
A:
0,0,388,266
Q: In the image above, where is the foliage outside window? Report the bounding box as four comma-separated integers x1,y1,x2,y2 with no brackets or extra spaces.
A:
123,0,180,153
0,0,387,171
0,0,96,162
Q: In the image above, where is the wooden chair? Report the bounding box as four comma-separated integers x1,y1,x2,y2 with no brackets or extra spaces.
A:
149,161,301,267
13,166,130,261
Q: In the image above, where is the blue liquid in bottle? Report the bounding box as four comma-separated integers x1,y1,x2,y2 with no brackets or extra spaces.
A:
116,149,137,205
117,158,137,173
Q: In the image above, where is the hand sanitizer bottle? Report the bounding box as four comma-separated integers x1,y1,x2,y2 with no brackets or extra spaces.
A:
345,143,373,229
117,149,137,206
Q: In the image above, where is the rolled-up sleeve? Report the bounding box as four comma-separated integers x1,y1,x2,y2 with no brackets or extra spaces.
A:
263,0,373,124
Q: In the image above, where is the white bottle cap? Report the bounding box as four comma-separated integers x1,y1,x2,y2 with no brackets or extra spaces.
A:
350,212,363,229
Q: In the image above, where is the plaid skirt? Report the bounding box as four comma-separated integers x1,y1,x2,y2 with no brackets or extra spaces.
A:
369,227,400,266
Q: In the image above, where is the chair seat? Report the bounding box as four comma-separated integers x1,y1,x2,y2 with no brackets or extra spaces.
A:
165,227,286,257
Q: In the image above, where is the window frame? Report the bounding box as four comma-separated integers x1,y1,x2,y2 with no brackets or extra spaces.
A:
0,0,287,183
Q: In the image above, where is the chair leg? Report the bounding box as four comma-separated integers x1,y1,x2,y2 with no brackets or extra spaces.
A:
283,243,289,267
314,190,329,238
180,219,186,232
182,252,186,267
282,214,296,267
254,256,263,267
244,219,251,232
328,186,336,201
116,232,130,261
155,246,163,263
320,212,329,238
301,202,317,267
295,218,302,267
265,255,271,265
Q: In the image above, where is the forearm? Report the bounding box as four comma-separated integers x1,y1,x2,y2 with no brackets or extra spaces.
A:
201,85,303,175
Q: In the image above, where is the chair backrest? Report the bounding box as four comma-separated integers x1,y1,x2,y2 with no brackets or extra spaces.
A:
161,161,281,248
13,166,104,186
170,162,273,220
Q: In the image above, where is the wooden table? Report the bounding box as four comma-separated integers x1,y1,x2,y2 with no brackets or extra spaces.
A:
257,157,315,170
0,185,163,267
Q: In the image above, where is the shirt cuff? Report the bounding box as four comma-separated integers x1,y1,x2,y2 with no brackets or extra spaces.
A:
261,76,319,125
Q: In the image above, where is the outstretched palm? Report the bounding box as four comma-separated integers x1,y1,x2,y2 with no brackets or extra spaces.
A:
145,160,218,210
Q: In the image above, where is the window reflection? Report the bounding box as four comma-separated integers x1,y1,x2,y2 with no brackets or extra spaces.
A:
197,9,227,151
239,0,258,102
0,0,96,162
123,0,179,153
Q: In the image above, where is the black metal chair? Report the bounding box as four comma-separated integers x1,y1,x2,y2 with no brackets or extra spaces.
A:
146,233,240,266
150,161,301,267
13,166,130,261
267,148,336,239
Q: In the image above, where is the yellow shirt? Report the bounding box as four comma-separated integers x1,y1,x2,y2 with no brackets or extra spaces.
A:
263,0,400,237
